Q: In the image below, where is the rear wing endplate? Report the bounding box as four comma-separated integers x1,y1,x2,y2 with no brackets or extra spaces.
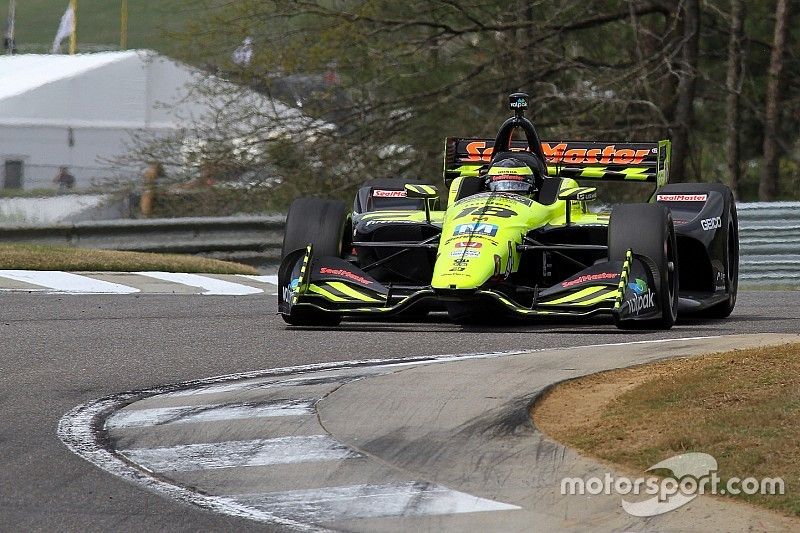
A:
443,137,671,189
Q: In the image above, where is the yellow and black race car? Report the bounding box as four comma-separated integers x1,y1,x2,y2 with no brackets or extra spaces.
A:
278,93,739,330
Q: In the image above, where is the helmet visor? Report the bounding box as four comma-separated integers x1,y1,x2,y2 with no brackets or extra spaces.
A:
488,178,532,193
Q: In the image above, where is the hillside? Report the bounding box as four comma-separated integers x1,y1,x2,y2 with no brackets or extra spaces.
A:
2,0,190,55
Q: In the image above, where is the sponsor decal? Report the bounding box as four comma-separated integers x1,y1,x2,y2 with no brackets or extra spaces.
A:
454,222,499,237
445,235,498,246
319,267,372,285
282,277,301,304
542,143,652,165
364,219,420,226
624,278,655,314
455,241,482,248
561,272,619,288
372,189,407,198
491,175,526,183
450,249,480,258
656,194,708,202
701,216,722,231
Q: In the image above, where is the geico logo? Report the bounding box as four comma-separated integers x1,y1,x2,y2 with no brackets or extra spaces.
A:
626,290,655,314
701,217,722,231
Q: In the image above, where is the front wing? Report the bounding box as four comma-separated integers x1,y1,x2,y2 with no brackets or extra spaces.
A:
278,246,666,324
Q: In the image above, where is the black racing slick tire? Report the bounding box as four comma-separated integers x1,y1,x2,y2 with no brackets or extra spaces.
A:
281,198,351,260
280,198,348,327
701,197,738,318
660,183,739,318
609,203,679,330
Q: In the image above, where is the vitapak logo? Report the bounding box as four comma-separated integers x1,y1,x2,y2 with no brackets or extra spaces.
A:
453,222,499,237
625,278,655,314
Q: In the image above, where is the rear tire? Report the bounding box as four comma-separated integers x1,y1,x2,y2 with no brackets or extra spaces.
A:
281,198,350,259
609,204,678,330
699,200,738,317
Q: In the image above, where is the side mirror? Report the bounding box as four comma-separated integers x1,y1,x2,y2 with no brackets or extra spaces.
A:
558,186,597,202
559,186,597,225
405,184,438,224
404,183,438,199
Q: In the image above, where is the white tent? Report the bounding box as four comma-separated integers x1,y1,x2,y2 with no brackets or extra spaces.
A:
0,50,319,190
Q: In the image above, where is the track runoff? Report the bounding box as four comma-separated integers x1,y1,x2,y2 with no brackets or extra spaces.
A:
1,290,798,531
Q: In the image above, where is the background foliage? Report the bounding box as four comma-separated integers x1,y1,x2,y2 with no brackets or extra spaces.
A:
8,1,796,207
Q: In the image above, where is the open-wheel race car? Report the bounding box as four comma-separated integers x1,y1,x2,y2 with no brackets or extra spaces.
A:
278,93,739,329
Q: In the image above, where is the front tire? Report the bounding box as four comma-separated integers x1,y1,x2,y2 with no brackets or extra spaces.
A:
609,204,678,330
280,198,349,326
281,197,350,259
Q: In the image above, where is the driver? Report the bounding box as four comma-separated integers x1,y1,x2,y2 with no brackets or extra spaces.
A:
485,158,536,195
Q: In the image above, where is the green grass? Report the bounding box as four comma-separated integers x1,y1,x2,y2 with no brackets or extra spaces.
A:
0,243,257,274
2,0,193,55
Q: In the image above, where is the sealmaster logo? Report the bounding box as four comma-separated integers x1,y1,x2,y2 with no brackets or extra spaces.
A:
373,189,407,198
319,267,372,285
454,223,498,237
542,143,651,165
562,272,618,288
455,241,482,248
656,194,708,202
625,278,655,314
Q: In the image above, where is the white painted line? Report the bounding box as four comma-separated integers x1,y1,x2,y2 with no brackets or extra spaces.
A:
0,270,139,294
134,272,263,295
239,274,279,285
164,375,362,398
105,400,315,429
230,481,520,522
120,435,362,472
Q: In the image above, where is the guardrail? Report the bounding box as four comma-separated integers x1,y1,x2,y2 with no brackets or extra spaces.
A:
0,215,286,262
738,202,800,285
0,204,797,283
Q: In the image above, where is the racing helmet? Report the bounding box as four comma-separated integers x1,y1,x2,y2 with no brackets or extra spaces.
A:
486,158,535,194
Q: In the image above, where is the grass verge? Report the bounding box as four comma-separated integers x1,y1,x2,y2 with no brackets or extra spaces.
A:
532,343,800,516
0,244,257,275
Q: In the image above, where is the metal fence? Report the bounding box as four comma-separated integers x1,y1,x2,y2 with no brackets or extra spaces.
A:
738,202,800,285
0,215,286,264
0,204,798,283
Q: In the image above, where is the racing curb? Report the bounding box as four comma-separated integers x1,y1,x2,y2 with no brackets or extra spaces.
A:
315,333,800,531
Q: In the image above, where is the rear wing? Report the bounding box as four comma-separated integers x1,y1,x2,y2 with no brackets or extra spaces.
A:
443,137,671,189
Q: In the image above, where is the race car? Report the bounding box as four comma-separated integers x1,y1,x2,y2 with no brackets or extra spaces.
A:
278,93,739,329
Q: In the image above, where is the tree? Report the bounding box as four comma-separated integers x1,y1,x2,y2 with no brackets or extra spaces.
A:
125,0,800,206
669,0,701,183
760,0,792,200
725,0,745,199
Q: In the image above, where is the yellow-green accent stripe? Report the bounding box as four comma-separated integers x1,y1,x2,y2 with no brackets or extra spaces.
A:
540,285,605,305
327,282,382,303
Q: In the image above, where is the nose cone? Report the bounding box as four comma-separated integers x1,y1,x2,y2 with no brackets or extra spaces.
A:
431,238,500,290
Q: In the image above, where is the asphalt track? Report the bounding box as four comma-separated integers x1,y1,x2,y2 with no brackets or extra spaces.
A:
1,290,799,531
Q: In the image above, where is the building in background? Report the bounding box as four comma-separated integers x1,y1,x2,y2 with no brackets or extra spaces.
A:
0,50,323,191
